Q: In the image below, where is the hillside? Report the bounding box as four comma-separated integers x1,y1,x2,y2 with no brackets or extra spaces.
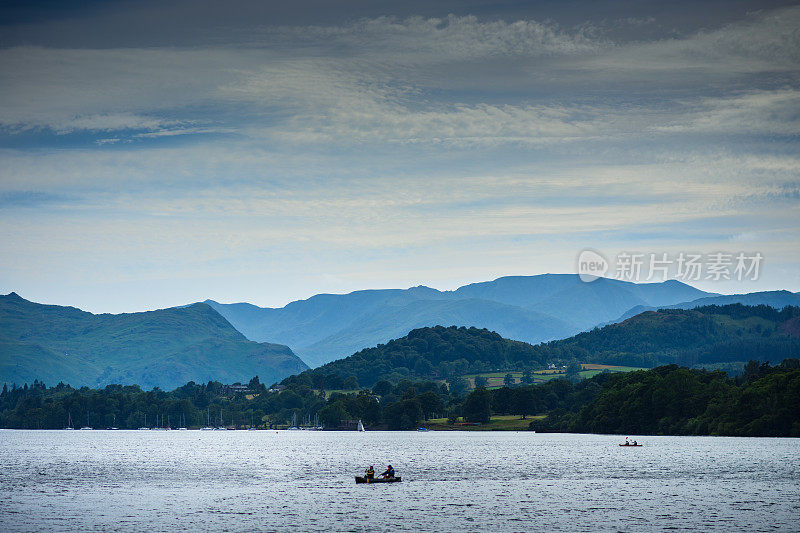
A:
282,325,545,388
615,290,800,322
207,274,709,367
533,304,800,368
0,293,308,389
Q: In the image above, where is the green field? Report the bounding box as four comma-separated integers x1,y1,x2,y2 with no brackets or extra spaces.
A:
463,365,645,389
423,414,545,431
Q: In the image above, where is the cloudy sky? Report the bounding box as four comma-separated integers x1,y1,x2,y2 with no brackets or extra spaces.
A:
1,0,798,313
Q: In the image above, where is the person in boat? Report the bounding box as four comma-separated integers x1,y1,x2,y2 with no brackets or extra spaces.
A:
365,466,375,480
625,437,630,445
632,440,637,445
380,465,395,479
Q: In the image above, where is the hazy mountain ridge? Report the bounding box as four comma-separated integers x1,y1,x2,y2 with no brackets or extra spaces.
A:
207,274,712,367
0,293,308,389
614,290,800,323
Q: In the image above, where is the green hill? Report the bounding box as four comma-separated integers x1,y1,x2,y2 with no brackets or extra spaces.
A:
283,325,545,388
0,293,308,389
532,303,800,368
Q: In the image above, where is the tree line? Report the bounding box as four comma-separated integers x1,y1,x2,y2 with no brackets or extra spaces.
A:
3,359,797,436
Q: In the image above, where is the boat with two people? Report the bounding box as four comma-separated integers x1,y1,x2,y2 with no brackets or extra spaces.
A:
355,464,401,484
619,437,642,447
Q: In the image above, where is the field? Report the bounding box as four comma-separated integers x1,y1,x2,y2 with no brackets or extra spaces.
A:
423,414,545,431
464,364,646,389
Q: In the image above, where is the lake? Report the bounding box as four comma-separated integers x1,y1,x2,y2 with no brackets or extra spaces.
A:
0,430,798,532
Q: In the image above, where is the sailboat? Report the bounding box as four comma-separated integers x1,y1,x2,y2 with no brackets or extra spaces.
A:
64,412,74,430
80,410,92,430
178,413,188,430
287,412,300,430
357,420,365,432
201,408,214,430
138,413,149,430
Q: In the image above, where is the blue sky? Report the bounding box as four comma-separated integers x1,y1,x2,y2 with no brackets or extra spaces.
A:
1,0,798,313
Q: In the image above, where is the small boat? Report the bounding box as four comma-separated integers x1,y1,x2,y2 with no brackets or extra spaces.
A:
355,476,402,484
417,427,429,432
619,443,643,447
357,420,365,432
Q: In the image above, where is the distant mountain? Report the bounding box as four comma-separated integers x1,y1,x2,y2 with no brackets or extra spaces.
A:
615,290,800,322
453,276,711,330
0,293,308,389
539,304,800,368
206,274,711,367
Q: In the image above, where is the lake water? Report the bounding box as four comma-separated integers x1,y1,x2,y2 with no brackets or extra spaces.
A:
0,430,798,532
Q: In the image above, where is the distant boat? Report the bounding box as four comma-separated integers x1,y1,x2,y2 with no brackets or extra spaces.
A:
64,412,74,430
80,410,92,430
417,427,429,432
357,420,365,432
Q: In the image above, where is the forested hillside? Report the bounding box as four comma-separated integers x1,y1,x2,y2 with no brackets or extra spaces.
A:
0,293,307,389
281,325,544,388
528,304,800,368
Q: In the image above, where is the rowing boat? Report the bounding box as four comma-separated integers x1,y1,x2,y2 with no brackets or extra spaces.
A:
619,444,642,447
355,476,402,484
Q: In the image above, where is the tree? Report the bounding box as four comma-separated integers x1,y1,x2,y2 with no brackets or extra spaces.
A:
318,403,349,429
372,380,393,396
448,377,469,396
474,376,488,388
384,399,423,430
416,391,442,420
343,376,359,390
463,387,491,423
565,362,582,382
521,369,533,384
413,357,434,376
512,387,538,419
504,373,515,387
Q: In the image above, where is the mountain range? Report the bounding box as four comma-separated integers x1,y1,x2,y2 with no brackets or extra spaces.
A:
0,293,307,389
4,274,798,389
284,304,800,388
205,274,713,367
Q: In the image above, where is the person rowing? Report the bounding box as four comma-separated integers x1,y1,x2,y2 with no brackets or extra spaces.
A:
380,465,395,479
365,465,375,480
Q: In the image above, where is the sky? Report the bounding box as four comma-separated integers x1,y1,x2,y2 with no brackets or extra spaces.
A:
1,0,798,313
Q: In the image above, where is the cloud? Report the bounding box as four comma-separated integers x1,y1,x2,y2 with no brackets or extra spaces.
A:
1,8,798,143
0,191,69,208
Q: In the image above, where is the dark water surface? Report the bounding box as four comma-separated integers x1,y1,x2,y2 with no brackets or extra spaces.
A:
0,430,798,532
